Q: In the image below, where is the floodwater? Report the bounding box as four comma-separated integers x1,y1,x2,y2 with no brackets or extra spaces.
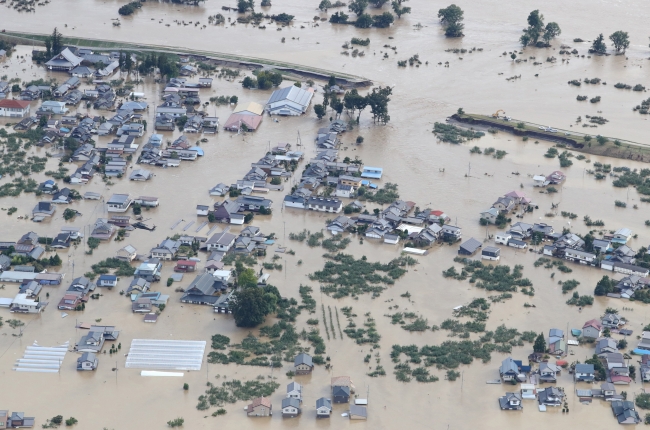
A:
0,0,649,428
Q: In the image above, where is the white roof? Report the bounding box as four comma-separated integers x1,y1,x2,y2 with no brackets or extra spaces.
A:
267,86,314,107
396,224,424,234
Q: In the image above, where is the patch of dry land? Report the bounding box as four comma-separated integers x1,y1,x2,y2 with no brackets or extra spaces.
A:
0,0,650,428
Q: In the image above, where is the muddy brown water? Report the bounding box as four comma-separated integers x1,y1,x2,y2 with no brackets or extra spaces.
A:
1,1,650,428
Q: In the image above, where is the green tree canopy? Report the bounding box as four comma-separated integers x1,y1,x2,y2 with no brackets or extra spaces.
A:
609,31,630,53
542,22,561,44
354,13,373,28
372,11,394,28
591,33,607,55
391,0,411,18
231,286,278,327
594,275,613,296
438,4,463,24
238,268,258,288
348,0,368,15
533,332,546,353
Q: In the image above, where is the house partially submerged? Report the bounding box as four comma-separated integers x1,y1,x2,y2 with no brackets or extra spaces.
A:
77,352,98,371
266,86,314,116
246,397,272,417
293,352,314,375
537,387,564,406
180,272,225,305
316,397,332,418
281,398,301,418
498,392,523,411
611,400,641,424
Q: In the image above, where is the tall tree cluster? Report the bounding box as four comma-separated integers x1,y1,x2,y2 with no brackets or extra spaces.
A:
44,27,64,58
519,10,561,47
438,4,464,38
314,79,392,125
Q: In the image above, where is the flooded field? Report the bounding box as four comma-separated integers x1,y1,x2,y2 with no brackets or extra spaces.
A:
0,0,650,428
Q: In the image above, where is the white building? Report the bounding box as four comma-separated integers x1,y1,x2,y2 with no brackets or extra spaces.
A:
266,86,314,116
0,99,31,117
106,194,132,212
10,293,47,313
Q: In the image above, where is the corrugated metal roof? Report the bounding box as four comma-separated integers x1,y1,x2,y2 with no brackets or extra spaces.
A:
267,86,313,107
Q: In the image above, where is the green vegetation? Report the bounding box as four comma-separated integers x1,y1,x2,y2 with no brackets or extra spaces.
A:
167,418,184,428
63,208,77,221
359,182,399,204
90,258,135,277
443,258,533,295
242,70,283,90
590,33,607,55
197,379,280,411
566,291,594,307
609,31,630,53
560,279,580,294
519,10,561,47
118,1,143,16
231,285,279,327
438,4,464,37
64,417,78,426
534,257,573,273
637,393,650,409
433,122,485,144
350,37,370,47
343,311,381,345
311,253,416,298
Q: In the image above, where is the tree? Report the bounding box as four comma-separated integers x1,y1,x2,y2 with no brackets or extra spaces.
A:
510,53,517,61
124,51,133,72
369,0,388,6
591,33,607,55
365,86,392,124
533,332,546,353
50,27,63,57
87,237,100,250
237,0,254,12
372,12,394,28
238,268,258,288
520,10,551,46
242,76,256,88
438,4,463,25
348,0,368,16
438,4,464,37
231,287,278,327
329,11,349,23
542,22,561,44
354,13,373,28
609,31,630,53
314,104,326,119
63,208,77,220
445,22,464,37
318,0,332,10
391,0,411,18
594,275,613,296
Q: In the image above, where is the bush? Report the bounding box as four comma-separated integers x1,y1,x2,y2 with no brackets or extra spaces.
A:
167,277,174,287
183,383,189,391
167,418,184,428
65,417,78,426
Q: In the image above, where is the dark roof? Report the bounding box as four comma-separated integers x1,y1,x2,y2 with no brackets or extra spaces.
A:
294,353,313,367
459,238,482,253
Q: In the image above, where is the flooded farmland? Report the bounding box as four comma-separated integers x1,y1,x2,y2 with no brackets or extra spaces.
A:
1,0,650,428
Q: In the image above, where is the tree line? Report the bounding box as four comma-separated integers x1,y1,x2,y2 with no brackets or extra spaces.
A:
313,76,392,124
